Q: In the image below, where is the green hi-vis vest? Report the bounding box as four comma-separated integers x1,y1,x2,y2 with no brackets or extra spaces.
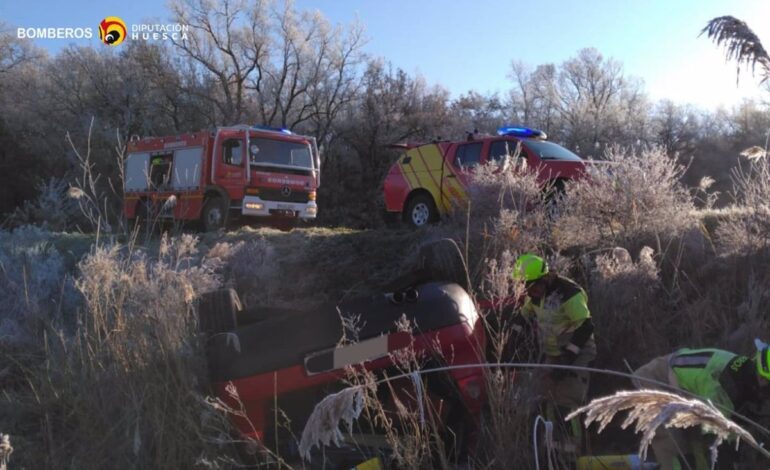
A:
669,348,742,412
521,276,591,357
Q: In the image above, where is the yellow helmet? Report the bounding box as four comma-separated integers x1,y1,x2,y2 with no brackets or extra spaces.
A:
512,253,548,283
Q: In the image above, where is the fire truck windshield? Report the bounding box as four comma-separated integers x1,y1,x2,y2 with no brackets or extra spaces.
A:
249,138,313,169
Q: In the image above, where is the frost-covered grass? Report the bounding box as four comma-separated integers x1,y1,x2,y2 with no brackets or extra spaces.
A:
1,151,770,467
0,225,433,467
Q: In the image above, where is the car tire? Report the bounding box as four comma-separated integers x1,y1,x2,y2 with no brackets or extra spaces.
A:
419,238,469,290
198,288,241,337
201,196,228,232
404,193,438,228
545,178,566,203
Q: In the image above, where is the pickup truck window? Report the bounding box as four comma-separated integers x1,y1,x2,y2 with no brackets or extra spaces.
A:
524,139,582,161
489,141,509,162
489,140,526,161
455,142,483,168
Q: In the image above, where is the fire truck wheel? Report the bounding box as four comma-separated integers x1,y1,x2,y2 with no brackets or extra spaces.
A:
131,199,152,234
202,197,228,232
198,288,241,336
404,193,438,228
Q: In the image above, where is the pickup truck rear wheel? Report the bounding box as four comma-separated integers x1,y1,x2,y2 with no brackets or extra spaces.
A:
404,194,438,228
198,288,241,336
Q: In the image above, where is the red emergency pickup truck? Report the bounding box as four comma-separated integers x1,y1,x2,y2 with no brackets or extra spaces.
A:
383,127,588,227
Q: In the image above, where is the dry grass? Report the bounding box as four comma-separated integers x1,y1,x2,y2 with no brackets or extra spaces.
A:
587,246,672,368
716,160,770,253
298,387,367,461
0,232,247,469
295,313,471,469
458,162,551,282
702,16,770,84
0,434,11,470
567,389,767,465
351,318,456,469
3,132,770,468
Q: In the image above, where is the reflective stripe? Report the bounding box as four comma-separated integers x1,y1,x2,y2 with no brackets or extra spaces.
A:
565,343,581,355
397,144,469,215
670,353,713,368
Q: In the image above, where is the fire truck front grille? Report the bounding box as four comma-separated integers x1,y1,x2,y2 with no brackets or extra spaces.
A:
260,189,309,203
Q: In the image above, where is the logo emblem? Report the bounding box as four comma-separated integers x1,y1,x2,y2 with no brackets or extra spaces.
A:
281,185,292,197
99,17,127,46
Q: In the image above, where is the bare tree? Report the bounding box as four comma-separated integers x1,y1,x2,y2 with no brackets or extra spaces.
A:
170,0,271,124
558,48,628,149
323,60,452,224
170,0,365,137
508,49,651,153
508,60,533,124
529,63,560,134
451,90,506,134
702,16,770,85
0,24,42,75
652,100,701,158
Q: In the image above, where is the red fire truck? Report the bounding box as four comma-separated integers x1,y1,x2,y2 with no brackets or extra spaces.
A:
383,126,589,227
123,125,320,231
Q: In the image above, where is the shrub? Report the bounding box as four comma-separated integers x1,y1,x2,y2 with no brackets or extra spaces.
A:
587,246,670,368
207,238,275,307
1,178,81,231
451,162,552,283
2,233,241,469
0,225,75,346
554,146,696,251
716,161,770,253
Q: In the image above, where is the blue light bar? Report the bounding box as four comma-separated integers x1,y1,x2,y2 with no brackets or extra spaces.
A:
253,125,293,135
497,126,547,139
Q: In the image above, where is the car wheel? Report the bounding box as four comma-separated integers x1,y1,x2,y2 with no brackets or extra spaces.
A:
419,238,469,290
404,194,438,228
198,288,241,337
201,197,228,232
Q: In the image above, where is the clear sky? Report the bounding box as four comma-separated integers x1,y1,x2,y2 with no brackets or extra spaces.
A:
2,0,769,109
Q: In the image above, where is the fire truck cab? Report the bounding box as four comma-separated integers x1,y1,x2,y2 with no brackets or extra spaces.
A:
124,125,320,231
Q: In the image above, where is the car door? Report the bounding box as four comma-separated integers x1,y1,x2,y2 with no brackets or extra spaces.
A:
213,129,247,200
448,141,485,187
488,138,529,171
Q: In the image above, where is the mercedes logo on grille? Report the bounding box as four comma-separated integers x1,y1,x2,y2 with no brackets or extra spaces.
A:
281,185,292,197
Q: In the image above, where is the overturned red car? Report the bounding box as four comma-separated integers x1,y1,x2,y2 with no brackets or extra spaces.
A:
199,273,487,466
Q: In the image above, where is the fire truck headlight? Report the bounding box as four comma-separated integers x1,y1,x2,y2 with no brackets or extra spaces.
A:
308,191,317,201
245,202,263,210
306,206,317,215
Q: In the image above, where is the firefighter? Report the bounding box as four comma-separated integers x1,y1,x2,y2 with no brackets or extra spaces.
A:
632,342,770,470
512,253,597,410
150,155,168,188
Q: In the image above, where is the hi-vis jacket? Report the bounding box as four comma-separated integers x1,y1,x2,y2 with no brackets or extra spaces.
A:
520,276,595,359
668,348,748,412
